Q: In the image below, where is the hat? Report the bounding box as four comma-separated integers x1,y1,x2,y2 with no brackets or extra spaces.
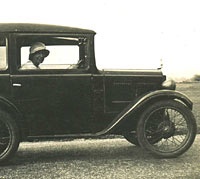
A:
29,42,49,60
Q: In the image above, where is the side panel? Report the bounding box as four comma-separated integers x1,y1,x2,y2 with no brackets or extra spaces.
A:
0,75,11,98
11,74,93,136
91,75,107,132
92,72,165,133
104,75,165,113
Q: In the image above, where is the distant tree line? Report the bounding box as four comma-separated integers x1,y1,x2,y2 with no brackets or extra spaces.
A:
192,74,200,81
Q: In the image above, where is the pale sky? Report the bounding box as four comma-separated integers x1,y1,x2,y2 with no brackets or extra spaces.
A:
1,0,200,79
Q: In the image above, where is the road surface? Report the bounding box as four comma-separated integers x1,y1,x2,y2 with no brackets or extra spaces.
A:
0,135,200,179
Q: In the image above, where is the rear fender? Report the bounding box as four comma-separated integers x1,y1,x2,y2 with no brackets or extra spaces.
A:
97,90,192,135
0,96,26,139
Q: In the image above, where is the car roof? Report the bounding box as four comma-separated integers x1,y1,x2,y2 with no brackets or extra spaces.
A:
0,23,96,34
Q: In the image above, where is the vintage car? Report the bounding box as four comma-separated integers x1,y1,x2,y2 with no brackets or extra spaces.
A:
0,23,197,164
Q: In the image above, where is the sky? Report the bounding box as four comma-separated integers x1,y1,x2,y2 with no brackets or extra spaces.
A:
1,0,200,80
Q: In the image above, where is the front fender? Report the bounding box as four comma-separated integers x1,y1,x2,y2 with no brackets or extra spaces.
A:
97,90,192,135
133,89,193,110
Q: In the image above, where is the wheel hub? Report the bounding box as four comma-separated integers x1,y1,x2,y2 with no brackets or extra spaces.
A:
158,121,175,139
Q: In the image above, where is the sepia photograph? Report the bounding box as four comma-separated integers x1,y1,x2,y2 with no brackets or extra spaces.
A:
0,0,200,178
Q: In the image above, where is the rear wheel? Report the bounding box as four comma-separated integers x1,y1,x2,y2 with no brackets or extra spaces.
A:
137,100,197,158
0,110,20,164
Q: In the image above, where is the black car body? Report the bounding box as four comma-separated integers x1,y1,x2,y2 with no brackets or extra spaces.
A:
0,23,197,163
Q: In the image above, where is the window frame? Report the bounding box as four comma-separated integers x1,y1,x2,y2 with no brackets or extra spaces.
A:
15,33,90,74
0,35,8,71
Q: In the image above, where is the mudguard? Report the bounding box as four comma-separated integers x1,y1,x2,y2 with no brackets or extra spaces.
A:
0,96,26,138
0,96,21,115
97,90,193,135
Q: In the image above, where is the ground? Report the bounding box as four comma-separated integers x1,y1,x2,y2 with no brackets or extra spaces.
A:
176,82,200,131
0,136,200,179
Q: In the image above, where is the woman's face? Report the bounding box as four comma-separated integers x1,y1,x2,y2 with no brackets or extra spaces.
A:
31,52,45,67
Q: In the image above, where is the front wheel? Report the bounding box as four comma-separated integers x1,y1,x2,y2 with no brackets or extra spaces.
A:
137,100,197,158
0,110,20,164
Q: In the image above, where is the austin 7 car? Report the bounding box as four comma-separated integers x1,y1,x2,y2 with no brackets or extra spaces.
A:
0,23,197,164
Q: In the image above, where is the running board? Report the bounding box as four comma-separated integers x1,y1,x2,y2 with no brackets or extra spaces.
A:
27,133,106,139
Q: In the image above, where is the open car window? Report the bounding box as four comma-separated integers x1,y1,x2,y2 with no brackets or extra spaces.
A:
0,36,7,70
19,36,87,70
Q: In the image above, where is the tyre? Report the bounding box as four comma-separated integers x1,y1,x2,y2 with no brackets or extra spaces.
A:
0,110,20,164
137,100,197,158
124,132,140,146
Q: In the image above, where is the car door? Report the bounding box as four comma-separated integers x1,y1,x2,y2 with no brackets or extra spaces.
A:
10,34,93,136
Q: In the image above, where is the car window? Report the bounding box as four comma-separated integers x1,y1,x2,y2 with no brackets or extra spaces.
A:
19,36,87,70
0,37,7,70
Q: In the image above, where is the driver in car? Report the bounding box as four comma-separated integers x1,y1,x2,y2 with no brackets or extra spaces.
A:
21,42,50,69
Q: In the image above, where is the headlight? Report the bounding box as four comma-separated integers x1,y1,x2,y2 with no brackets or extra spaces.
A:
162,80,176,90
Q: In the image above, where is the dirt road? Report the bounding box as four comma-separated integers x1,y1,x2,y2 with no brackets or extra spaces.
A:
0,135,200,179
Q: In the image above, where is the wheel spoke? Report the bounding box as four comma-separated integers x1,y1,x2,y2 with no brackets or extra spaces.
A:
144,106,190,153
172,110,181,119
169,136,178,146
175,119,186,127
0,137,10,145
137,100,197,158
176,135,186,141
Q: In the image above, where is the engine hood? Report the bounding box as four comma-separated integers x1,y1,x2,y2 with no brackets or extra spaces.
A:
98,68,166,114
100,69,164,77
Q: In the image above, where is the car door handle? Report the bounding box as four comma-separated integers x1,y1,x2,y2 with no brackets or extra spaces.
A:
12,83,22,87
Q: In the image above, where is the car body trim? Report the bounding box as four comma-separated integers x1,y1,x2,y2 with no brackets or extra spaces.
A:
10,74,92,77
